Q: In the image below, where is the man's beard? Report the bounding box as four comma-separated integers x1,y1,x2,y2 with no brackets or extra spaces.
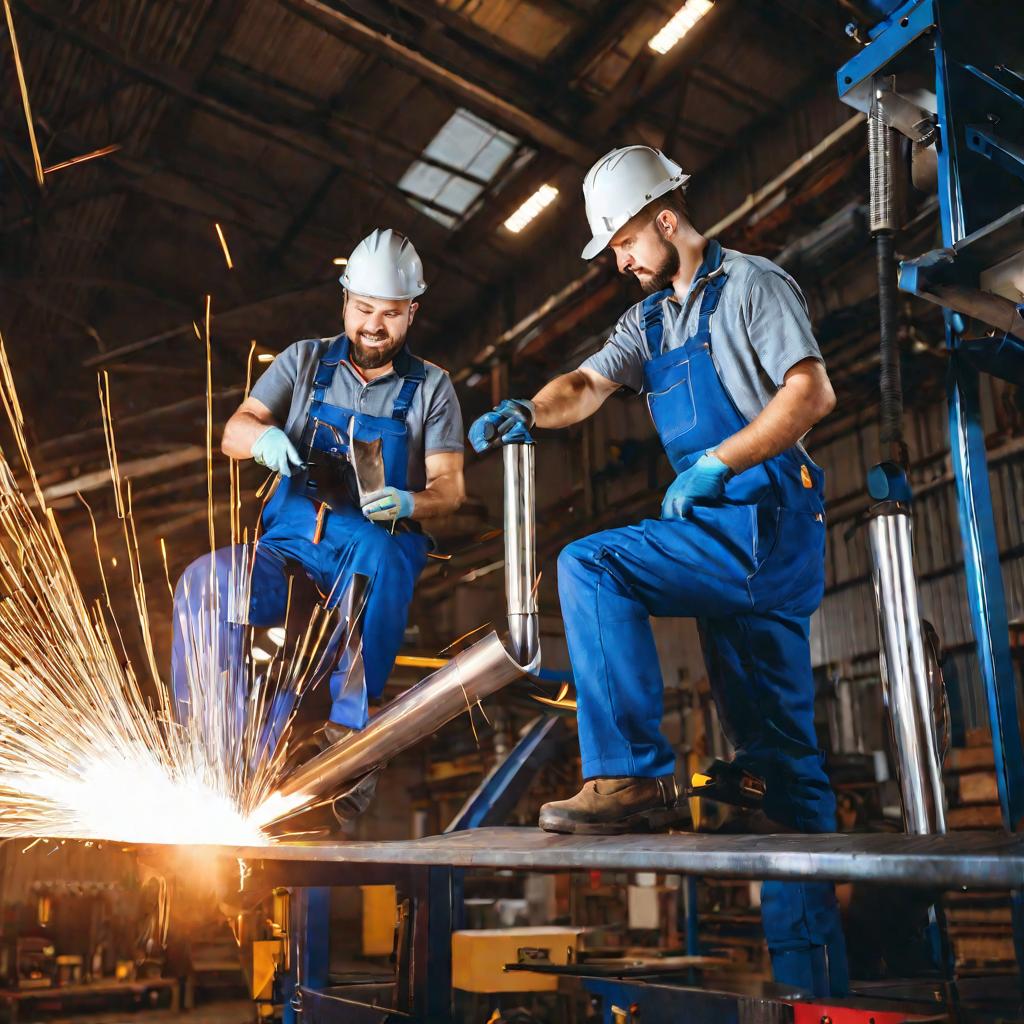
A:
351,332,405,370
638,236,680,294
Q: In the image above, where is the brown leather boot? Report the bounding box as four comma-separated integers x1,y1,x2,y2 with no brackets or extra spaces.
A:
539,776,686,835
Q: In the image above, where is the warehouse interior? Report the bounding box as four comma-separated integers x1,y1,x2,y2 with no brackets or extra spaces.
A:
1,0,1024,1021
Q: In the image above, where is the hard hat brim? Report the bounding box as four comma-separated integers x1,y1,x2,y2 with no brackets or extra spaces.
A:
340,276,426,301
581,231,613,260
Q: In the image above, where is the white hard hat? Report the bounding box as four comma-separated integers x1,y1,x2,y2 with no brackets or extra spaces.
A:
341,228,427,300
581,146,690,260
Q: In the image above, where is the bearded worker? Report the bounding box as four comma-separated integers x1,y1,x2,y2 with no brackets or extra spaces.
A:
171,229,465,789
470,147,847,996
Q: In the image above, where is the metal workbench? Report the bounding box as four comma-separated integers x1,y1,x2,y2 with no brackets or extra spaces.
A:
160,826,1024,889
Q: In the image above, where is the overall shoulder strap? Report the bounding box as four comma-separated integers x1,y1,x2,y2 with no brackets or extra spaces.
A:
311,335,347,403
391,355,427,424
640,288,674,360
695,241,728,337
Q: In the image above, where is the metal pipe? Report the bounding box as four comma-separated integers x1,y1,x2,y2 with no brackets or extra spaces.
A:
274,632,526,804
504,441,539,669
869,80,901,235
272,441,540,810
868,504,948,834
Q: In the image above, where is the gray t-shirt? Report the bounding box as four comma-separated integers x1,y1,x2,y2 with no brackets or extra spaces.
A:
250,336,464,492
581,248,822,424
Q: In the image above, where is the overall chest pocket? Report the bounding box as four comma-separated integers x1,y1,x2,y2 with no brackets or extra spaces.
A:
646,368,697,444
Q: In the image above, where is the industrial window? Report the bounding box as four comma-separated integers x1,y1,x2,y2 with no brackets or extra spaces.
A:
399,108,520,228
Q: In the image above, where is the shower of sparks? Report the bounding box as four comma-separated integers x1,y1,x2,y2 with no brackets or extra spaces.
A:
43,144,122,176
214,224,234,269
0,323,363,846
3,0,43,187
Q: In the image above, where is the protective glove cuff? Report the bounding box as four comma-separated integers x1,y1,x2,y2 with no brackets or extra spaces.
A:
704,450,735,480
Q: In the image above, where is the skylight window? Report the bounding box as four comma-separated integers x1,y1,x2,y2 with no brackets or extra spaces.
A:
399,108,520,228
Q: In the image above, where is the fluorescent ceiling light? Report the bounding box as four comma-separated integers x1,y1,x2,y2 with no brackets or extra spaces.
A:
503,185,559,233
257,353,275,363
649,0,713,55
399,108,521,229
332,256,348,266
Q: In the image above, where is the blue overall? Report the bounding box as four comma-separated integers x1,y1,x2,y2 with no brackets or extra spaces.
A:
557,241,848,995
171,336,430,735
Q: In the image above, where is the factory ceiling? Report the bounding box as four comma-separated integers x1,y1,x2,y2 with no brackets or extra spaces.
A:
0,0,871,549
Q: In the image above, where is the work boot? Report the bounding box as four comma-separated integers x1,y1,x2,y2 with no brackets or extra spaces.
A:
331,767,382,823
318,720,354,749
539,776,685,835
313,723,384,824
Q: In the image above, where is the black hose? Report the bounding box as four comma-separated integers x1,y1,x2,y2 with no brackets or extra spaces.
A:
876,231,907,467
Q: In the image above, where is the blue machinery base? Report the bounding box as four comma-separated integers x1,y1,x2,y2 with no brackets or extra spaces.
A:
175,825,1024,1023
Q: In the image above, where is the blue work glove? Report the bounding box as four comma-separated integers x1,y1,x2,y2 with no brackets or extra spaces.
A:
661,452,733,519
468,399,535,453
251,426,304,477
361,486,415,523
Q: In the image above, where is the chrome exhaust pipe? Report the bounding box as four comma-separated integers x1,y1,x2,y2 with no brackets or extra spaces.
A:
868,498,947,835
272,441,540,810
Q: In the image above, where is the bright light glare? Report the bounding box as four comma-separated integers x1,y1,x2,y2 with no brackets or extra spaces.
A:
332,257,348,266
648,0,713,55
257,353,275,364
2,750,273,846
250,646,272,663
503,185,559,234
267,627,287,647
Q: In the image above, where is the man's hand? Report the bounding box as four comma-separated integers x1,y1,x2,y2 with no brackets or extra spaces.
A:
661,452,733,519
468,399,535,453
362,486,415,523
251,426,304,477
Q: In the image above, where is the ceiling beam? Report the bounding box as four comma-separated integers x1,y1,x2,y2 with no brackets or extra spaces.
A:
41,444,206,501
15,0,493,237
81,277,338,367
33,385,245,456
209,56,496,188
282,0,595,165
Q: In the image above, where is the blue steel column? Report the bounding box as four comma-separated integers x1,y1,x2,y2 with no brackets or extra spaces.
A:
932,0,1024,977
946,352,1024,829
932,1,1024,834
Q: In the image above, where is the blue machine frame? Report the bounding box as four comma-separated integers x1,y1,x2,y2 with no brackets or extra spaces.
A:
836,0,1024,973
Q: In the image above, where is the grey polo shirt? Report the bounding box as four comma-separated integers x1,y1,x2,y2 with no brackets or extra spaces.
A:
581,248,823,425
250,335,464,492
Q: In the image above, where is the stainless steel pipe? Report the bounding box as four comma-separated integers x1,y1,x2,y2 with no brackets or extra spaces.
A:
273,441,540,810
274,632,526,803
504,441,539,669
868,504,947,834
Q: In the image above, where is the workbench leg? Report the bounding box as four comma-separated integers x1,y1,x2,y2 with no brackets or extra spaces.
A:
412,867,453,1023
284,887,330,1024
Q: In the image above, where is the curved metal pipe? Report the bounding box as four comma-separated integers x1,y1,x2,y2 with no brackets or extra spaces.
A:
273,632,526,804
271,441,540,812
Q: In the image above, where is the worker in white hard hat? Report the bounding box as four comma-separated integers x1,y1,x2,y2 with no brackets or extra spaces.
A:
172,228,465,818
471,147,847,996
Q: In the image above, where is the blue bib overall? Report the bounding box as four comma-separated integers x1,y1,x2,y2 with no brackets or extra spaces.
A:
557,242,847,994
171,335,430,736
